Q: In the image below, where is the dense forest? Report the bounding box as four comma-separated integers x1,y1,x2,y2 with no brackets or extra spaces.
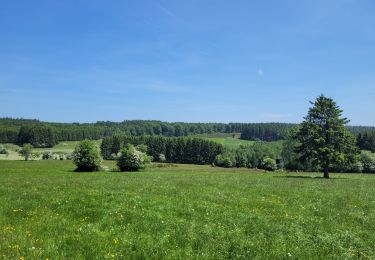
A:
357,132,375,152
1,118,375,145
101,135,224,165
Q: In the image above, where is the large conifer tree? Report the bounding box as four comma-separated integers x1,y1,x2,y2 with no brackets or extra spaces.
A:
295,95,358,178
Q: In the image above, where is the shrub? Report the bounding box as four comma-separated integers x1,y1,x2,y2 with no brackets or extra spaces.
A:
42,151,53,160
18,143,33,161
158,153,166,163
361,151,375,173
214,154,224,166
72,140,102,172
0,145,8,155
66,153,73,160
109,153,118,160
117,145,150,172
260,157,277,171
214,154,233,168
235,153,247,168
136,144,148,153
350,160,364,173
53,152,70,160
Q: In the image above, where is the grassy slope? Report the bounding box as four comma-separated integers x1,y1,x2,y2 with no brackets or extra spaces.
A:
0,144,22,160
193,133,255,149
33,140,102,153
0,160,374,259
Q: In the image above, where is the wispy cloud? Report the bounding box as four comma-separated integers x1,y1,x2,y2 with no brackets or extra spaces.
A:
153,1,192,28
257,69,264,76
154,2,176,19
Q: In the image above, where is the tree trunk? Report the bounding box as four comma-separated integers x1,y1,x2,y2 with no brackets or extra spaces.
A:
323,167,329,179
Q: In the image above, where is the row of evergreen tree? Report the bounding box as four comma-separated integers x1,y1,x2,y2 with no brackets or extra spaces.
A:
357,132,375,152
100,135,224,165
18,126,57,148
0,118,297,142
239,123,292,141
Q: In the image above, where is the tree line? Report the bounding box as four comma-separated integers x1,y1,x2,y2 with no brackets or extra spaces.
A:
357,132,375,152
1,117,375,145
100,135,224,165
239,123,293,141
18,126,57,148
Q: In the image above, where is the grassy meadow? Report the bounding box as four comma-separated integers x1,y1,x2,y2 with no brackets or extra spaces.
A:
193,133,255,149
1,160,375,258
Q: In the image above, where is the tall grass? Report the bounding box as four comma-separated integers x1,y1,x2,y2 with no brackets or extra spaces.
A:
0,160,374,258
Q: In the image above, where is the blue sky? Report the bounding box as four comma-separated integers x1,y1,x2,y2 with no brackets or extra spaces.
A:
1,0,374,125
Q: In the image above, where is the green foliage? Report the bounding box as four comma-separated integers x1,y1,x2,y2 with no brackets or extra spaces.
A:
214,154,233,168
1,118,374,145
281,126,311,171
116,145,150,172
234,152,247,168
240,123,293,141
42,151,53,160
350,160,364,173
101,135,223,165
135,144,148,153
99,136,114,160
18,125,57,148
360,151,375,173
18,143,33,161
236,142,282,169
294,95,359,178
357,131,375,152
260,157,277,171
72,140,102,172
212,141,282,169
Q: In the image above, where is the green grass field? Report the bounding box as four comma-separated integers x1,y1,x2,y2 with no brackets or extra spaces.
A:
193,133,255,149
1,160,375,259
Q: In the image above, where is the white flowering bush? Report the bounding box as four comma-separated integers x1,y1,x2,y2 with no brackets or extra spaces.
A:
72,140,102,172
361,151,375,173
42,151,53,160
0,145,8,155
260,157,277,171
158,153,166,163
117,145,150,172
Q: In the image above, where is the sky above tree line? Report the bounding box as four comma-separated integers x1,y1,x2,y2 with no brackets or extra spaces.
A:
0,0,374,125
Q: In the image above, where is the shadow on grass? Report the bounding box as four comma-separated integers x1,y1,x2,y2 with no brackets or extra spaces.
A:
274,175,348,180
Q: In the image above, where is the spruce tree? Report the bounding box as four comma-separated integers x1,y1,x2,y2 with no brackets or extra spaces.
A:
295,95,359,178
